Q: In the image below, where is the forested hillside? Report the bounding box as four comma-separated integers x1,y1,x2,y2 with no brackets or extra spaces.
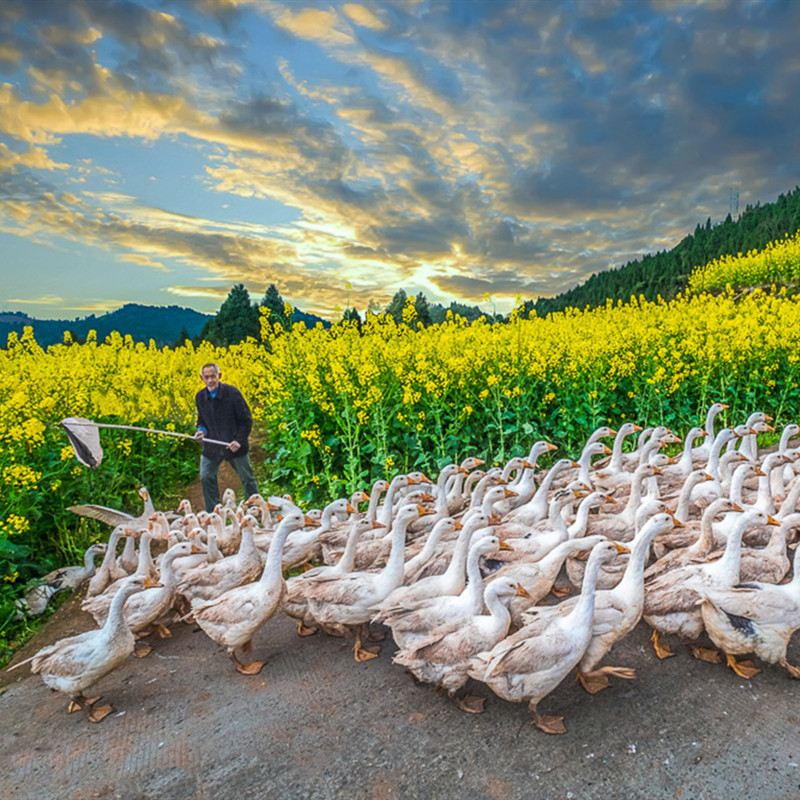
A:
530,187,800,316
0,304,212,348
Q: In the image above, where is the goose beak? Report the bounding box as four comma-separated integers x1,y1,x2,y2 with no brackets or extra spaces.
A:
604,495,617,504
765,414,774,422
418,473,433,484
721,403,729,410
345,502,357,514
633,425,643,432
488,513,502,525
190,545,206,555
143,578,162,589
498,539,513,551
570,460,581,468
515,583,532,599
602,445,613,455
370,521,385,530
731,503,745,512
607,429,618,436
416,504,435,516
652,466,663,475
754,467,766,477
612,542,630,554
667,513,685,528
547,443,558,452
503,488,518,498
767,514,780,526
473,459,486,467
304,514,321,527
453,520,463,530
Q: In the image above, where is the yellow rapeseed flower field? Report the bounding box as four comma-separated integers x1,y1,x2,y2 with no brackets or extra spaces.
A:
688,230,800,291
2,244,800,653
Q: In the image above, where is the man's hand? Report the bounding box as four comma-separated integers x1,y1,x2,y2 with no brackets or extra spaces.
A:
228,440,241,453
194,430,205,442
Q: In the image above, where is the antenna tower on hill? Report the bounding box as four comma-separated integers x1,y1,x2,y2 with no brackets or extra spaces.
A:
729,185,740,219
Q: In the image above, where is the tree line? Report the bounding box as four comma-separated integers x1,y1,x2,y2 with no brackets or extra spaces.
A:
529,186,800,316
199,186,800,346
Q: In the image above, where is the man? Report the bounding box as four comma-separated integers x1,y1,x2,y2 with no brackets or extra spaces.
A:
194,362,259,512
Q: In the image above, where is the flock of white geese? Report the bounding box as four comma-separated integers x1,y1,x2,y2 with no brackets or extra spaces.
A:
13,403,800,733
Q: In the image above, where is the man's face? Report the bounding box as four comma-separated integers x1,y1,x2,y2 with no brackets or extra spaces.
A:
201,367,221,392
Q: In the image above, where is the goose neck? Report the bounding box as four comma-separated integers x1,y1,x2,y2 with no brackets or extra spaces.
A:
706,516,748,583
105,581,140,638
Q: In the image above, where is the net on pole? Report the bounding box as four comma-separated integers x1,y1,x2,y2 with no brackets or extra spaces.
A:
59,417,105,468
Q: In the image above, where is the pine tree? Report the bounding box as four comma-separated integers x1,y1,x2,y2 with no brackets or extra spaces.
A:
341,307,361,330
199,284,259,345
414,292,432,327
260,284,290,329
385,289,407,324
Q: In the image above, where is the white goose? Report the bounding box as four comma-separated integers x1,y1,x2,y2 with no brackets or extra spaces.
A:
643,509,779,660
467,539,625,734
503,458,579,527
22,574,152,722
306,504,433,661
177,516,263,606
525,514,675,693
193,510,316,674
380,533,507,650
393,577,532,714
691,402,729,465
698,534,800,679
282,518,384,636
16,543,107,617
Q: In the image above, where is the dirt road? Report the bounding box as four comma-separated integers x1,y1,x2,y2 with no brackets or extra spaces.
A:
3,591,800,800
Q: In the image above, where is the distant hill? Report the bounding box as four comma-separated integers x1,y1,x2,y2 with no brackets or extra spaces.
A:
529,186,800,316
0,304,213,348
0,301,330,349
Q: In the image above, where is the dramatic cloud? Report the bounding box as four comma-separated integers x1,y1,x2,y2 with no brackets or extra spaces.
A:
0,0,798,320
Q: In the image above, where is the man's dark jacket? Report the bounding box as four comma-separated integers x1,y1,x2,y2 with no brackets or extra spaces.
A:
195,382,253,461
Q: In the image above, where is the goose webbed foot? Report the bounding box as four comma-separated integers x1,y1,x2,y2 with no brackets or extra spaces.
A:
725,653,760,678
132,643,153,658
550,584,572,598
454,693,485,714
154,623,172,638
578,666,636,694
88,703,114,723
230,648,265,675
651,629,674,659
68,694,100,713
353,629,380,661
529,703,566,735
690,646,721,664
296,619,317,637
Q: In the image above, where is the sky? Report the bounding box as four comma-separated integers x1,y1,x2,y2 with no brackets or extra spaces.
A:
0,0,798,321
